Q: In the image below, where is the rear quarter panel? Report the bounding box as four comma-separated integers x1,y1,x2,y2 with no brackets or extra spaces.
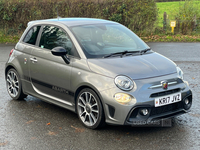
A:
6,42,32,94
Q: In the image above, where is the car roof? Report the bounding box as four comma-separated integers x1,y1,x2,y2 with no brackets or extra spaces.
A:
27,18,118,27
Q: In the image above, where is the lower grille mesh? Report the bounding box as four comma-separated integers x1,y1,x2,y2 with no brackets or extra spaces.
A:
150,101,183,116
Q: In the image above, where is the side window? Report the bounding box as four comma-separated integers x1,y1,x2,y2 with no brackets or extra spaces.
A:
23,26,41,45
39,26,78,57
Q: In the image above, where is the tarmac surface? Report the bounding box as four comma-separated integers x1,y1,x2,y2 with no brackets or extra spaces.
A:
0,43,200,150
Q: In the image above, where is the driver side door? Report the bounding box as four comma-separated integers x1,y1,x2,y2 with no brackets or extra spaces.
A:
29,25,75,105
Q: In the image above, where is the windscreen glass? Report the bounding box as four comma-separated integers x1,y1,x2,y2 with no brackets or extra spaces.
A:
70,24,149,58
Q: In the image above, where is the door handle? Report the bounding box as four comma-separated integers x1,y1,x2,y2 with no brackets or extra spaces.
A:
30,58,38,63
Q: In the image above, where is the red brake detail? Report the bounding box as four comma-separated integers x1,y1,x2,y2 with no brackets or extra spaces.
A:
9,49,14,57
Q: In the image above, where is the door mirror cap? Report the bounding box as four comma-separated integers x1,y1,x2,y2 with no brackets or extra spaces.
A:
51,47,67,56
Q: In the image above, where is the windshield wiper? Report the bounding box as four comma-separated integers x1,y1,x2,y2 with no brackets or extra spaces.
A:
103,50,140,58
140,48,151,55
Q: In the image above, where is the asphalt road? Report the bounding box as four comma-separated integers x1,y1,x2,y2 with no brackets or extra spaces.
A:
0,43,200,150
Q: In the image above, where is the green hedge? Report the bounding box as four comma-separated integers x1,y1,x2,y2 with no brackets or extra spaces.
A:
0,0,157,34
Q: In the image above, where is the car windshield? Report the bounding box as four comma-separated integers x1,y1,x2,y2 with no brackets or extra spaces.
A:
70,23,149,58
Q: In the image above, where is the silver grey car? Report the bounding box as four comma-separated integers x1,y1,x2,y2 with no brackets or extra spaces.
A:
5,18,192,129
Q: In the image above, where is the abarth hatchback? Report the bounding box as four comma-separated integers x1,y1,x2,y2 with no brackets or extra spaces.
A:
5,18,192,129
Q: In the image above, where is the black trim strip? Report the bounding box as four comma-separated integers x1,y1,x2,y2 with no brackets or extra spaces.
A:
31,78,74,97
24,75,31,82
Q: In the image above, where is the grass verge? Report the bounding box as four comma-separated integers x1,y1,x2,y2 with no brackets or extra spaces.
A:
141,34,200,42
157,1,200,28
0,31,20,44
156,1,182,27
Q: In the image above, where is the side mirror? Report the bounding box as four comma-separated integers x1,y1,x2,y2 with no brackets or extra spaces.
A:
51,47,67,56
51,47,70,64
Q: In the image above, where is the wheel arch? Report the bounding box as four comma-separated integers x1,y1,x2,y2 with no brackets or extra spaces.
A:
5,64,25,90
5,65,17,78
5,64,27,100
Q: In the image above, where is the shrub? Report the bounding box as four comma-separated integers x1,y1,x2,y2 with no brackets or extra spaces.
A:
0,0,158,35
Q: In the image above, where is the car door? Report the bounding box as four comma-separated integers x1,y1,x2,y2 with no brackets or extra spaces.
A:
29,25,77,105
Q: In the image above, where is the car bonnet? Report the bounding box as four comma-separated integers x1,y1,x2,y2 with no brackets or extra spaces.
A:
87,52,177,80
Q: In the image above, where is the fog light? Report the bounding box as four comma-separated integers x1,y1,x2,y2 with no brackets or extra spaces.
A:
183,96,192,110
140,108,149,116
185,98,189,105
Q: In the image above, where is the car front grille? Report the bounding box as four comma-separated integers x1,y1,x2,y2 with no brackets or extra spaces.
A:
150,88,181,98
150,101,183,117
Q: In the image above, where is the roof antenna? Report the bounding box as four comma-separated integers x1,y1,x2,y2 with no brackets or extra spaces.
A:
57,7,60,20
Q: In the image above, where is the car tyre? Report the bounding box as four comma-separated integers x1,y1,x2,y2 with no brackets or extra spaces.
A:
76,88,105,129
6,68,27,100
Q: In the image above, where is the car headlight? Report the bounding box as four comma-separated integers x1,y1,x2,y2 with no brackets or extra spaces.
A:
114,75,135,91
177,66,184,79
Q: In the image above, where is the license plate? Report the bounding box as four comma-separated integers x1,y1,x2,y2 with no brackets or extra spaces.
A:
155,92,181,107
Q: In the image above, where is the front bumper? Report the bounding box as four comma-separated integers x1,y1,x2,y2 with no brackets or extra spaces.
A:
125,91,192,126
99,74,192,126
